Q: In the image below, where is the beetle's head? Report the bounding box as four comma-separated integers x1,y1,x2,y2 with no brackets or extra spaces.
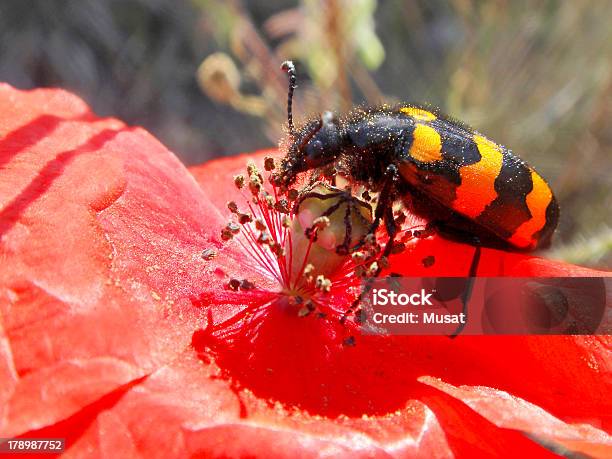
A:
273,61,342,187
275,111,342,187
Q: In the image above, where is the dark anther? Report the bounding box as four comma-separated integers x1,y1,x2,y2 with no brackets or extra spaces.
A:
264,157,276,171
422,255,436,267
227,278,240,291
335,244,349,255
240,279,256,290
201,248,217,260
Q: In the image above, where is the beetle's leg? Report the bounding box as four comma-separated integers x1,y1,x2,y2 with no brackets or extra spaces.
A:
373,164,401,256
351,163,400,252
296,187,373,254
341,203,399,325
292,189,344,214
307,173,321,188
341,165,400,324
333,192,377,255
450,237,481,338
335,202,353,255
413,219,483,338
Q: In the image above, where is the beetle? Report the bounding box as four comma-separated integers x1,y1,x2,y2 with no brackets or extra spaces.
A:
273,61,559,258
272,61,559,331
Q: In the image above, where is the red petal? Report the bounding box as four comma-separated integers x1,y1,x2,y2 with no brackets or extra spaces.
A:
55,348,455,458
189,149,275,212
0,84,264,437
420,376,612,458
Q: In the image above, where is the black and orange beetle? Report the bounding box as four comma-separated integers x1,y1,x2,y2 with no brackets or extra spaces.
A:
273,61,559,261
272,61,560,332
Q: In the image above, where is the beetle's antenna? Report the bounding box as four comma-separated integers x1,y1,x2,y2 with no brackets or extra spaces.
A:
281,60,297,135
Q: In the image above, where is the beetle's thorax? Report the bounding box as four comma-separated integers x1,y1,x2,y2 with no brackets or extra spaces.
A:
337,111,415,186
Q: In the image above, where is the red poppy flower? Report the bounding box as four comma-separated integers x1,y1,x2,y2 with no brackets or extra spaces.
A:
0,84,610,458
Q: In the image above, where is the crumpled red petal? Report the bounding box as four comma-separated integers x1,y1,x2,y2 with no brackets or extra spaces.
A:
0,83,264,439
1,84,610,458
419,375,612,458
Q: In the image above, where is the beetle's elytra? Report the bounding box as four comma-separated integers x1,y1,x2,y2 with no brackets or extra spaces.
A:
273,61,559,253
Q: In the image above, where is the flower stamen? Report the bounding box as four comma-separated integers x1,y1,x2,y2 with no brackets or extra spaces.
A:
220,160,388,320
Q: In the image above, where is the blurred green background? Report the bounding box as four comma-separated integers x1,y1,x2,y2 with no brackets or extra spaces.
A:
0,0,610,268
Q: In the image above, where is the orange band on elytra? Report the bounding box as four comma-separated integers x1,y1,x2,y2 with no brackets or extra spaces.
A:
508,170,552,248
452,135,503,219
400,106,437,122
409,123,443,163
